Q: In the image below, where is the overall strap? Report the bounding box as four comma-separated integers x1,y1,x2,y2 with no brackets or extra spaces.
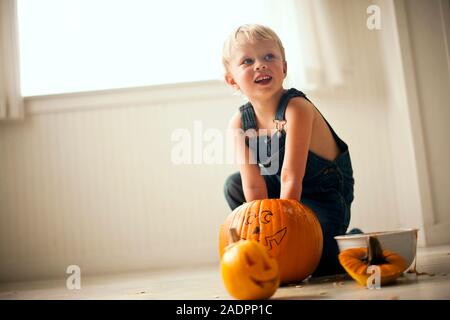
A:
239,102,257,131
274,88,311,121
275,88,349,153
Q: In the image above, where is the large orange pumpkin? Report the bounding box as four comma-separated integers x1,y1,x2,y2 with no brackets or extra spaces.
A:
219,199,323,284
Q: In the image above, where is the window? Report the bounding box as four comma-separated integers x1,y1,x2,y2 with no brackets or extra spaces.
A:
17,0,344,98
17,0,266,96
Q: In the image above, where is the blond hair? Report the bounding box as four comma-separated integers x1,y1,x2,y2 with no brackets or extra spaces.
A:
222,24,286,73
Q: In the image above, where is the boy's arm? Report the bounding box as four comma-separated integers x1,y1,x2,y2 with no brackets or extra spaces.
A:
229,112,268,201
279,97,315,200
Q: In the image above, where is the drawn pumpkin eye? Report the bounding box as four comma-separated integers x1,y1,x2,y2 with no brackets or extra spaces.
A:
245,253,255,266
262,259,271,271
245,213,256,225
260,210,273,224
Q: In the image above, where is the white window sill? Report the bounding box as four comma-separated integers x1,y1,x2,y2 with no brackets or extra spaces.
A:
24,80,235,115
23,79,349,116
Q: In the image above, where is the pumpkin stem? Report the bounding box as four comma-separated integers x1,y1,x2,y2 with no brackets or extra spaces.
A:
229,228,240,243
367,236,387,265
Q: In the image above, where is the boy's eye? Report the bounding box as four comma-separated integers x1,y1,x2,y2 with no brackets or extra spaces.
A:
242,58,253,65
265,53,275,61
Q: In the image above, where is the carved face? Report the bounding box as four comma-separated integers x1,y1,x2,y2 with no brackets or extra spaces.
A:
221,239,280,300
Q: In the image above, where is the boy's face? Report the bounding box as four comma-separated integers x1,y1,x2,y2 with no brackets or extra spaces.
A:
225,38,287,101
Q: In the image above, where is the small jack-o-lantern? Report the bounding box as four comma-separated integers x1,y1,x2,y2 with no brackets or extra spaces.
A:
221,228,280,300
338,236,407,286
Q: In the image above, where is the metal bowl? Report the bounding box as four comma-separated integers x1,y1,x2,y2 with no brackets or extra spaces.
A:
334,228,419,269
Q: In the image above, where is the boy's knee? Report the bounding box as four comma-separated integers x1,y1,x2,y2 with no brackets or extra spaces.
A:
224,172,245,210
224,172,241,193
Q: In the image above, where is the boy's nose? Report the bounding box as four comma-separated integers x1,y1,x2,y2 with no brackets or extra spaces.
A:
254,61,267,71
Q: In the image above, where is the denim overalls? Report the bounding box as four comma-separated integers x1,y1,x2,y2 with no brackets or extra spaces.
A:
224,88,355,277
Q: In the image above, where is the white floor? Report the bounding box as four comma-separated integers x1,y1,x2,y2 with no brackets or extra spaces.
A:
1,245,449,300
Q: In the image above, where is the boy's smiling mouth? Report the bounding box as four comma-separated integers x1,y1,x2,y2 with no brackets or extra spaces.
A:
254,75,272,84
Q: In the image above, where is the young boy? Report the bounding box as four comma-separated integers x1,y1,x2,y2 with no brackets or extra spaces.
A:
222,24,355,276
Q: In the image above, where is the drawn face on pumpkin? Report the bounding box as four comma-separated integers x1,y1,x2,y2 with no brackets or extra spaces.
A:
221,239,280,300
242,209,287,251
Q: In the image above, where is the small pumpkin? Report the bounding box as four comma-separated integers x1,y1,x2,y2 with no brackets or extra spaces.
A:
221,228,280,300
338,236,408,286
219,199,323,284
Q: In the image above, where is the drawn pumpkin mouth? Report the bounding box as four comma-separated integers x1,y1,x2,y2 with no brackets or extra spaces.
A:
250,276,279,288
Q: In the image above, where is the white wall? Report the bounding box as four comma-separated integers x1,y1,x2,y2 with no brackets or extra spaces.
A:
0,0,448,282
0,83,243,282
396,0,450,245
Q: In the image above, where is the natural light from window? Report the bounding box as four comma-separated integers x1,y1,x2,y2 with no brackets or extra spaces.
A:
17,0,266,96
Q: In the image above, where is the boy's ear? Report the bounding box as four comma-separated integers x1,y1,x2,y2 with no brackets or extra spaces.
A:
283,61,287,78
225,73,240,90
